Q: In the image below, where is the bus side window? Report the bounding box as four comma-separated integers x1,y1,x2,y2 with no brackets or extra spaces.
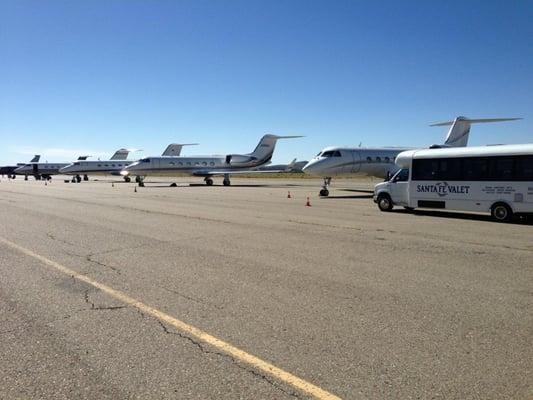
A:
490,157,514,180
463,158,489,180
515,156,533,180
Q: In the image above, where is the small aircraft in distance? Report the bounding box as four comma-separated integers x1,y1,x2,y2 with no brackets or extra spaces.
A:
122,134,303,186
13,148,133,181
302,116,521,196
60,144,197,182
1,155,40,179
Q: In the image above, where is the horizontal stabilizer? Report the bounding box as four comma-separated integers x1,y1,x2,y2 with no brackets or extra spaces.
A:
430,117,522,127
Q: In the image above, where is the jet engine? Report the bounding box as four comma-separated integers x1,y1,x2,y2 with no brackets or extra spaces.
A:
225,154,256,166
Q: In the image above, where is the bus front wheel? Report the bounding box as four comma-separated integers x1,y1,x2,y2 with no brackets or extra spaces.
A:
491,203,513,222
377,194,393,212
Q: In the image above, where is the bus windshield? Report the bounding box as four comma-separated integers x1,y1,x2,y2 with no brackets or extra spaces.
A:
392,168,409,182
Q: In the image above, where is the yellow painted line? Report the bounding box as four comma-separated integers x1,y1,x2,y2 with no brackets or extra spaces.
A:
0,237,342,400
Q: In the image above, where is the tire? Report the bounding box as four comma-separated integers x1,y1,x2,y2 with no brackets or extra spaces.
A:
223,179,230,186
205,178,213,186
377,194,393,211
124,176,131,183
319,189,329,197
491,203,513,222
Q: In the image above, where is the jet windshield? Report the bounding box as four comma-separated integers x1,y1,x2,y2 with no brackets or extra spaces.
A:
321,150,341,157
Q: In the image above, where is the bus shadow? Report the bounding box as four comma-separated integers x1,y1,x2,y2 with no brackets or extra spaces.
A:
392,209,533,225
323,194,374,199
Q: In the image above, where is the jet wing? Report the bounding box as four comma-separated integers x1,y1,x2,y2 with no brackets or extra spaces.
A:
192,169,290,177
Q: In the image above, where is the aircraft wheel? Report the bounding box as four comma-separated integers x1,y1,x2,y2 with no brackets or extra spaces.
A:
76,175,82,183
222,179,231,186
205,178,214,186
135,176,141,183
377,194,393,211
24,175,28,181
491,203,513,222
319,189,329,197
83,174,89,181
123,176,131,183
139,181,145,187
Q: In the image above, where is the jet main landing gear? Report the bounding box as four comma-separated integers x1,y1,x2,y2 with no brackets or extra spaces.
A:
204,177,213,186
123,176,131,183
319,177,332,197
137,176,145,187
83,174,89,181
222,174,231,186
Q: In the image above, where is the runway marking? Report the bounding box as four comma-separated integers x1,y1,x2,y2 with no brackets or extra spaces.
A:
0,237,342,400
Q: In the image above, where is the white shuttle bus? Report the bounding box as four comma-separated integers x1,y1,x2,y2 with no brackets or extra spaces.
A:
373,144,533,222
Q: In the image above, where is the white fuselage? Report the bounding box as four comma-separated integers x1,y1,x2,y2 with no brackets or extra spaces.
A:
14,163,70,176
60,160,135,176
302,147,413,179
123,155,266,177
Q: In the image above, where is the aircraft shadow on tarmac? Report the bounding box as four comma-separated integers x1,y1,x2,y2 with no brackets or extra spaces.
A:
392,208,533,225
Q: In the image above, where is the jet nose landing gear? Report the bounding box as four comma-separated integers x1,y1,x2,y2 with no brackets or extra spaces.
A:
319,177,332,196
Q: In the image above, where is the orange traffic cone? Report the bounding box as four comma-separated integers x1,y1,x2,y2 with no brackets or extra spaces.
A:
287,191,292,198
306,197,311,207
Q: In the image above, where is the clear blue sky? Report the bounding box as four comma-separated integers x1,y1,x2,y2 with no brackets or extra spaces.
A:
1,0,532,164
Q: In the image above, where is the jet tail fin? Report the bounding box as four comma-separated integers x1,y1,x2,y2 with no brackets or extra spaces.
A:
110,149,131,160
284,158,297,172
431,116,522,147
161,143,198,156
247,135,303,164
30,155,40,163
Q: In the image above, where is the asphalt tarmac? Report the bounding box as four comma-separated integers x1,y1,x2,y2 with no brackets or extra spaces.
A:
0,176,531,399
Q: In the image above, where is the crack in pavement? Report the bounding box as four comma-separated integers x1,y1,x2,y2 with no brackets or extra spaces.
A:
156,320,301,399
160,285,225,311
46,232,76,246
84,289,128,311
86,253,122,274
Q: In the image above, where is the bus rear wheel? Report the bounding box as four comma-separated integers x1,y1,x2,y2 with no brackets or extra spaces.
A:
491,203,513,222
377,194,393,212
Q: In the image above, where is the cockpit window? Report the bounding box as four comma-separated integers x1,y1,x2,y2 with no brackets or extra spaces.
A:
140,158,151,163
316,152,322,157
321,150,342,157
73,162,80,166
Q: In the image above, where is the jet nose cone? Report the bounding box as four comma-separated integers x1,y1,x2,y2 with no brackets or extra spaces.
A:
302,160,318,174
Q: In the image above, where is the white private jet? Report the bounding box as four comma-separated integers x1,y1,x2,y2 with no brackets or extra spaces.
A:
60,144,197,182
122,134,302,186
302,117,521,196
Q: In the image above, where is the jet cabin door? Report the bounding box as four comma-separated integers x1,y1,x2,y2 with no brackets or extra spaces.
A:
348,150,361,173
